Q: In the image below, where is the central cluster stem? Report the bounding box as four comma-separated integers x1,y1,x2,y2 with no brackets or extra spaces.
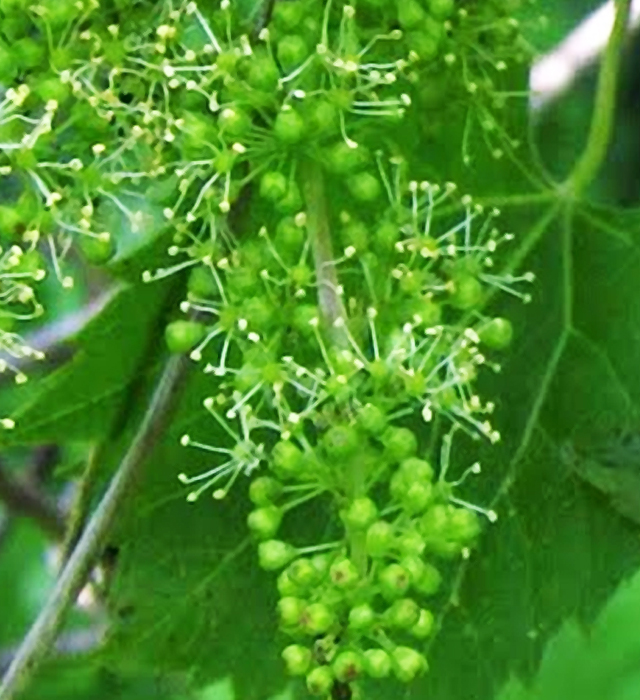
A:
300,156,368,576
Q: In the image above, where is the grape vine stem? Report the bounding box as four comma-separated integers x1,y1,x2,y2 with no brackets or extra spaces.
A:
0,353,190,700
567,0,632,195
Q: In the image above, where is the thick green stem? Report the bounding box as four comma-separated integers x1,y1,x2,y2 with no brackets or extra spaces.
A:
567,0,631,195
0,354,189,700
300,158,370,573
299,158,348,347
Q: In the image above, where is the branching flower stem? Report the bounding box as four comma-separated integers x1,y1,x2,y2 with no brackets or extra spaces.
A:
568,0,632,195
0,353,190,700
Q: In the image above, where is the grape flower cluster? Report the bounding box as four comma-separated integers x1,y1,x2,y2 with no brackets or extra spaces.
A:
0,0,536,695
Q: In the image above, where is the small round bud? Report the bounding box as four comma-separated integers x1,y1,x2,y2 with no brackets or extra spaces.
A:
398,530,426,557
392,647,428,682
479,317,513,349
398,0,426,28
274,108,306,144
165,320,205,354
447,507,481,543
277,569,299,597
364,649,392,678
342,497,378,530
382,427,418,463
247,506,283,540
414,562,442,596
277,34,308,70
333,650,363,682
271,440,304,477
411,609,435,639
300,602,335,635
428,0,454,19
260,171,288,202
277,596,305,627
249,476,283,506
323,425,359,458
449,275,484,310
330,557,359,588
366,520,394,558
188,266,219,299
385,598,420,629
218,106,251,136
348,172,381,202
258,540,296,570
378,564,410,601
287,558,320,589
282,645,312,676
306,666,334,696
349,603,376,632
358,403,387,433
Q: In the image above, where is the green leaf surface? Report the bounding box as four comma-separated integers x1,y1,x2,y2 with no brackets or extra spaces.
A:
495,564,640,700
1,280,177,448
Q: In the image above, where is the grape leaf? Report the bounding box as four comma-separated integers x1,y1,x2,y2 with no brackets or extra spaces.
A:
495,564,640,700
0,279,179,448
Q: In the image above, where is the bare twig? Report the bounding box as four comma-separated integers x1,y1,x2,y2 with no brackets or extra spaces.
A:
0,463,65,542
0,352,190,700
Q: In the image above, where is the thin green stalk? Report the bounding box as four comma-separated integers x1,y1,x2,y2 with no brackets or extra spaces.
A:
299,158,348,347
0,353,189,700
568,0,631,195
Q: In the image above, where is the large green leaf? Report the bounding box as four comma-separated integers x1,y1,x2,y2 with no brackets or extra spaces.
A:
495,563,640,700
0,279,179,448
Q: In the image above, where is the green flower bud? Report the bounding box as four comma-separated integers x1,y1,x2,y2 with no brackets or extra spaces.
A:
364,649,392,678
307,666,334,696
79,233,115,265
349,603,376,632
300,602,335,635
258,540,296,570
358,403,387,433
277,596,305,627
277,34,308,70
247,506,283,540
330,557,359,588
348,172,382,202
366,520,394,558
249,477,283,506
392,647,428,682
260,171,288,202
398,530,426,557
274,107,306,144
271,440,304,477
333,650,363,682
398,0,426,28
323,425,359,458
449,274,484,310
411,609,435,639
414,562,442,596
428,0,454,19
447,508,481,543
218,106,252,137
382,427,418,463
277,569,299,597
287,557,320,589
282,644,312,676
378,564,410,601
165,320,206,354
479,317,513,349
342,497,378,530
326,141,368,174
385,598,420,629
188,266,219,300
